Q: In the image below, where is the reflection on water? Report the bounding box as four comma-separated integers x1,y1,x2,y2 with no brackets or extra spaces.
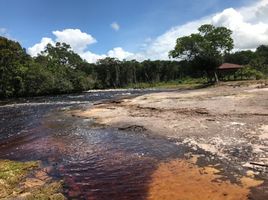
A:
1,90,265,200
1,112,187,199
0,90,188,199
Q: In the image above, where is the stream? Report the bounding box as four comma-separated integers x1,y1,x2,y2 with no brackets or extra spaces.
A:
0,90,194,199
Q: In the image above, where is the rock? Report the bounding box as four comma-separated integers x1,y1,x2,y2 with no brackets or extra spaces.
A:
119,125,147,132
43,166,53,174
23,178,45,188
50,193,65,200
0,186,10,198
40,181,63,196
16,192,34,200
35,171,51,181
32,194,50,200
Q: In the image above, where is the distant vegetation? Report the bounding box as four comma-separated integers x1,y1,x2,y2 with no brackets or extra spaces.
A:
170,24,234,82
0,24,267,98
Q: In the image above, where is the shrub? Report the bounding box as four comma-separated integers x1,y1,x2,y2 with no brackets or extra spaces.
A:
235,65,264,80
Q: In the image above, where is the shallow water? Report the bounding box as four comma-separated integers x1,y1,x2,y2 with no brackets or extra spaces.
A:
0,90,266,200
0,90,189,199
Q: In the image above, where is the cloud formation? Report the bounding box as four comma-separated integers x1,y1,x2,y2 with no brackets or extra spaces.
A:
110,22,120,31
53,29,96,53
28,37,55,57
80,51,106,63
28,29,97,58
28,0,268,62
28,28,132,63
108,47,133,60
139,0,268,60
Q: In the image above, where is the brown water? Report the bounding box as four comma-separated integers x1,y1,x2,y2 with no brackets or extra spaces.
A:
0,91,266,199
0,90,189,199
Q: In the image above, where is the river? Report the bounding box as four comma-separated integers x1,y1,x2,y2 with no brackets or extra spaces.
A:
0,90,193,199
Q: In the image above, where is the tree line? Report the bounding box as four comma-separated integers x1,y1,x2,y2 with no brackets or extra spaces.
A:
0,25,267,98
169,24,267,82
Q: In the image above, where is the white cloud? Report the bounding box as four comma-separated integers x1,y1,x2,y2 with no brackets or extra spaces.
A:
80,51,106,63
28,28,132,63
110,22,120,31
28,0,268,62
28,29,97,58
141,18,208,60
28,37,55,57
212,8,268,50
139,0,268,60
108,47,133,60
53,29,96,53
80,47,135,63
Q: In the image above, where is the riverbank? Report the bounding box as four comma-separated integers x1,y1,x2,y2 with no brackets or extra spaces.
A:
0,160,65,200
71,80,268,199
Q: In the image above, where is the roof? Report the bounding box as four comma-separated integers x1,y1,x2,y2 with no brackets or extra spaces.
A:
218,63,243,70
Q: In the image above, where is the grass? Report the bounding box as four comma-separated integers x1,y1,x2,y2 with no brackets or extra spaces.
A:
125,77,268,90
125,78,208,89
0,160,65,200
0,160,39,186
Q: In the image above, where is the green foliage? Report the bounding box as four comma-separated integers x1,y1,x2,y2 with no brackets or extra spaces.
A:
0,37,95,98
169,24,234,82
1,29,267,98
126,77,207,89
0,160,39,185
224,50,255,65
91,59,201,88
235,66,264,80
0,36,31,97
223,45,268,78
0,160,65,199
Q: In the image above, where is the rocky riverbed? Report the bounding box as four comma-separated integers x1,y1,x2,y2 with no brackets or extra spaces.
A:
71,81,268,199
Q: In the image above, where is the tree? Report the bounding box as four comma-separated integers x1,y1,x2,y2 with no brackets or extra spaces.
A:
224,50,255,65
95,57,121,88
0,36,31,97
35,42,95,93
254,45,268,75
169,24,234,82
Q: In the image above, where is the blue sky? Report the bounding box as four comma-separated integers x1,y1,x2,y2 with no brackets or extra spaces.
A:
1,0,268,62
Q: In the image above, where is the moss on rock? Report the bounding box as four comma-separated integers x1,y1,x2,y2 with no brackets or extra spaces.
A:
0,160,65,200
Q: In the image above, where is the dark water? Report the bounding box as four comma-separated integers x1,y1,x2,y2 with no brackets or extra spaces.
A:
0,90,190,199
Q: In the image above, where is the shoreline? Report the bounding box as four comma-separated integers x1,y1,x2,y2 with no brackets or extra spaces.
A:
70,81,268,198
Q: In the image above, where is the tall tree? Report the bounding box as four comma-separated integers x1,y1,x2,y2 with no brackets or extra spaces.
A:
0,36,31,97
169,24,234,82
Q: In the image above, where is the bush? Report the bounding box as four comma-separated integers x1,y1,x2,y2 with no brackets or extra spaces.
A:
235,65,264,80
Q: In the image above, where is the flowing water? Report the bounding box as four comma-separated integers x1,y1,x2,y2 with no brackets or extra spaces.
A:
0,90,192,199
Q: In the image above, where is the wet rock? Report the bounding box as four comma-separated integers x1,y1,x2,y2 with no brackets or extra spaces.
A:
35,170,51,181
119,125,147,132
40,181,63,195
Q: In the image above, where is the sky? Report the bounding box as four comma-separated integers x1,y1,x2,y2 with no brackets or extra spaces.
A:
1,0,268,63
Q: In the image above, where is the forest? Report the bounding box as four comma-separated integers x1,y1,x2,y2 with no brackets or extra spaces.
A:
0,25,267,98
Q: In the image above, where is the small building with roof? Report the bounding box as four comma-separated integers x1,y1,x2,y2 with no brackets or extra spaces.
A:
217,63,243,80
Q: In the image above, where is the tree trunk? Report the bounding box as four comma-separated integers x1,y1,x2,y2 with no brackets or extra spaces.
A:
214,71,219,83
